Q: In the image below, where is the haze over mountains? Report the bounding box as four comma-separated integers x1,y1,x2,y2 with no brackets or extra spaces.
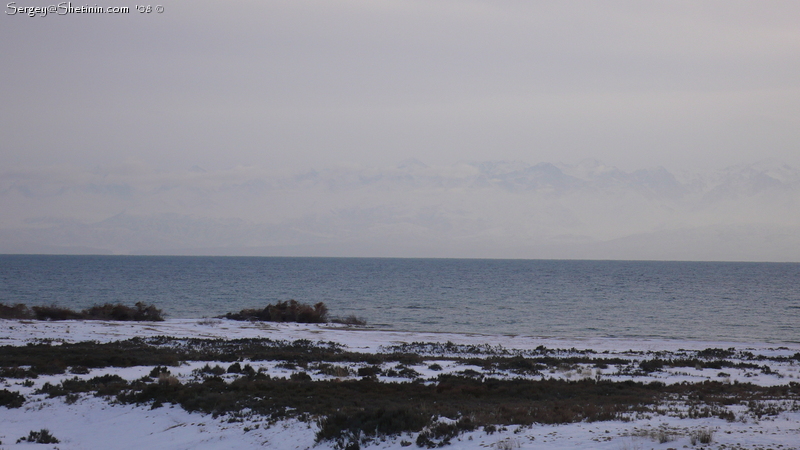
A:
2,159,799,261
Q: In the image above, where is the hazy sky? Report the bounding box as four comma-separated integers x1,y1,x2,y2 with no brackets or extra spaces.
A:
2,1,800,260
3,1,799,173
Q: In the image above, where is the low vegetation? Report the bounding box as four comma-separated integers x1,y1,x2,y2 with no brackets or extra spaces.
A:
0,389,25,408
4,337,800,449
222,300,367,325
0,302,164,321
690,428,714,445
0,336,423,377
330,315,368,326
17,429,60,444
29,367,800,450
223,300,329,323
1,300,365,326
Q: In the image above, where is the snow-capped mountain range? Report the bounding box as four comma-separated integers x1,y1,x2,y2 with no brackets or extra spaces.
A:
2,159,799,261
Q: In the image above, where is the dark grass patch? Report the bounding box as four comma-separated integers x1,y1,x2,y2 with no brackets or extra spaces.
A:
462,355,628,375
383,365,420,379
37,374,130,398
113,376,663,448
195,364,227,376
697,348,735,359
0,340,181,375
4,336,800,449
385,342,798,366
111,375,800,449
317,408,430,450
636,357,762,374
0,366,39,379
314,363,352,377
0,337,423,378
415,417,476,448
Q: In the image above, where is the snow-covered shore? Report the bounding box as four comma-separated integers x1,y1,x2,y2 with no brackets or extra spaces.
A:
1,319,799,450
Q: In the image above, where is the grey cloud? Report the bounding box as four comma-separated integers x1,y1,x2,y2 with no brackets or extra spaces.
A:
2,1,799,259
3,1,800,173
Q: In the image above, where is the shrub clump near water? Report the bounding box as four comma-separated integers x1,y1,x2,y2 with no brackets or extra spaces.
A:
223,300,329,323
82,302,164,321
0,303,32,319
0,302,164,321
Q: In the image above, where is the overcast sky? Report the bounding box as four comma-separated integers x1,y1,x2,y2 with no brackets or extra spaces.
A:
2,1,800,259
3,0,799,173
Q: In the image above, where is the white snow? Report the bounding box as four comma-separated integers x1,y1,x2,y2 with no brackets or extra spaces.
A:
1,319,799,450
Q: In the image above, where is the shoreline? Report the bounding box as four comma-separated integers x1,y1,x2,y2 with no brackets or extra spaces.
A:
3,318,799,354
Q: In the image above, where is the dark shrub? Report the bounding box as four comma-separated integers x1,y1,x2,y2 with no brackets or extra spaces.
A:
150,366,170,378
639,359,664,373
416,418,474,448
197,364,226,376
0,366,38,379
83,302,164,321
290,372,312,382
32,305,82,321
2,302,163,321
698,348,734,359
0,303,33,319
17,429,59,444
317,408,430,450
315,364,351,377
357,366,382,377
70,366,90,375
224,300,328,323
0,389,25,408
330,315,367,326
89,374,126,385
242,364,257,377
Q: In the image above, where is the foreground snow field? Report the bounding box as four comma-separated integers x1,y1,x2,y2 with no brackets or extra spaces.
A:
1,319,799,450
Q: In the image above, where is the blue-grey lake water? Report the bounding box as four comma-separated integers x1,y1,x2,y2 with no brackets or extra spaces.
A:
1,255,798,343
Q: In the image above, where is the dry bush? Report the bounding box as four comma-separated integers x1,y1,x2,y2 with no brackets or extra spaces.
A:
0,303,33,319
224,300,328,323
315,363,352,378
690,428,714,445
83,302,164,321
331,315,367,326
32,305,83,321
495,437,520,450
0,389,25,408
17,429,59,444
158,373,181,386
633,427,677,444
0,302,163,321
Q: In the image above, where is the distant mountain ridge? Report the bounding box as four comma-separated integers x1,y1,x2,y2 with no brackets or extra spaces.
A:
1,159,799,261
